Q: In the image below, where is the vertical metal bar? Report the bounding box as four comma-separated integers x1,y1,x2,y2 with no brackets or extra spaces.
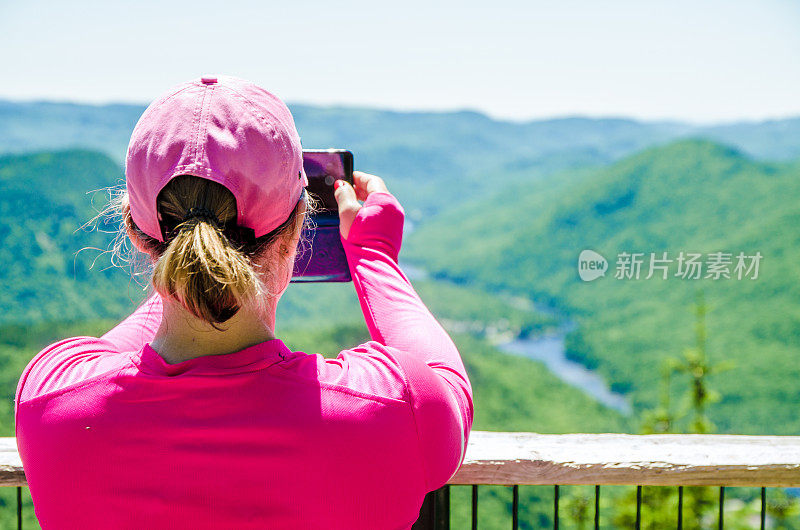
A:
594,485,600,530
760,487,766,530
472,485,478,530
554,485,559,530
635,486,642,530
511,485,519,530
17,487,22,530
718,487,724,530
677,486,683,530
438,486,450,530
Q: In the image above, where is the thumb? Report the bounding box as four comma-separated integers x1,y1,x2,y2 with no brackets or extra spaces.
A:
334,179,361,240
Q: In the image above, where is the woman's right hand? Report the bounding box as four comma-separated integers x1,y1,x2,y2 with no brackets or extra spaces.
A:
333,171,390,240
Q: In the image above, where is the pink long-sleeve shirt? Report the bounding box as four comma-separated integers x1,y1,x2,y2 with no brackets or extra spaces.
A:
15,191,474,530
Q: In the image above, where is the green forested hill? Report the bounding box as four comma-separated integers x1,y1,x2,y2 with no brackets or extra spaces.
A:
405,139,800,434
0,150,146,322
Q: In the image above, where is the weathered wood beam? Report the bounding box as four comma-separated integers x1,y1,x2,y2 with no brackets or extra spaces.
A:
450,431,800,487
4,431,800,488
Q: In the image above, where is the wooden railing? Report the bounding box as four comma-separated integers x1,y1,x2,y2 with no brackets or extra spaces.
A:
451,431,800,487
4,431,800,528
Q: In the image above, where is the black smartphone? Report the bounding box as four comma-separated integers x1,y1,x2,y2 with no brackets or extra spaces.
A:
291,149,354,283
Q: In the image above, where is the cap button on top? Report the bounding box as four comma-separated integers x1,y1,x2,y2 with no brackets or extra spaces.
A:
201,76,218,85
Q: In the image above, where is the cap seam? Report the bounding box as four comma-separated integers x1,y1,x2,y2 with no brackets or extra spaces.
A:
192,85,212,168
222,84,294,138
197,85,215,168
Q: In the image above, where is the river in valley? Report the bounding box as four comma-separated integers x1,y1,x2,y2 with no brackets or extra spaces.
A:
398,258,632,415
493,332,631,414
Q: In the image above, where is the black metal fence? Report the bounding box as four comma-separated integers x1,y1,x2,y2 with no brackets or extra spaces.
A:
413,485,772,530
4,483,779,530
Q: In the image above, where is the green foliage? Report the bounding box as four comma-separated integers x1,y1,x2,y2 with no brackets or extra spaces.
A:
766,489,800,529
407,139,800,434
611,294,727,528
0,487,38,530
668,290,734,434
0,150,148,324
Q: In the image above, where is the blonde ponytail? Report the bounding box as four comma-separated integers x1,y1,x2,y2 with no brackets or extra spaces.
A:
152,216,261,325
110,174,318,328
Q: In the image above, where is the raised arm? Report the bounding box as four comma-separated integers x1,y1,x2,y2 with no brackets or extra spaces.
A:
335,174,474,490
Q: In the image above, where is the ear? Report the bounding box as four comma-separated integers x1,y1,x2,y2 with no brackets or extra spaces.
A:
123,213,159,260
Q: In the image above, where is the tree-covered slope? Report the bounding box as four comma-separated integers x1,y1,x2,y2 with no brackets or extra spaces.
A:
0,150,145,323
405,139,800,434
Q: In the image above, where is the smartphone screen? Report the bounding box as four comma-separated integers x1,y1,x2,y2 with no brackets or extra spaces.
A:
303,150,354,215
291,150,354,283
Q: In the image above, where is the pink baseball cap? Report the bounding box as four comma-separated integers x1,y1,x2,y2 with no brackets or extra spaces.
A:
125,75,308,243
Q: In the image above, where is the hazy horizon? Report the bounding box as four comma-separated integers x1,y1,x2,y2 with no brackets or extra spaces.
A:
2,95,798,128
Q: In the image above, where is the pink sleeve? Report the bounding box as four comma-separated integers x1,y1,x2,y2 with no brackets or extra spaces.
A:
340,191,475,491
15,292,164,404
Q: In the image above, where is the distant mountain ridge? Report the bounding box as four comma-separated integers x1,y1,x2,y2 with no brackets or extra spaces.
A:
2,99,799,160
2,99,799,220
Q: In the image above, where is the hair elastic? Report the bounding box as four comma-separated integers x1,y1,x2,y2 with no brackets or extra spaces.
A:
183,206,219,224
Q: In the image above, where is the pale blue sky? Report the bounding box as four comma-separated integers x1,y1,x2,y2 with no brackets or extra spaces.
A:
1,0,798,123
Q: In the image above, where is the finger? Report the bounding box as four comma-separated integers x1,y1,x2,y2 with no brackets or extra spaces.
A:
352,171,370,201
353,171,389,200
334,180,361,240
